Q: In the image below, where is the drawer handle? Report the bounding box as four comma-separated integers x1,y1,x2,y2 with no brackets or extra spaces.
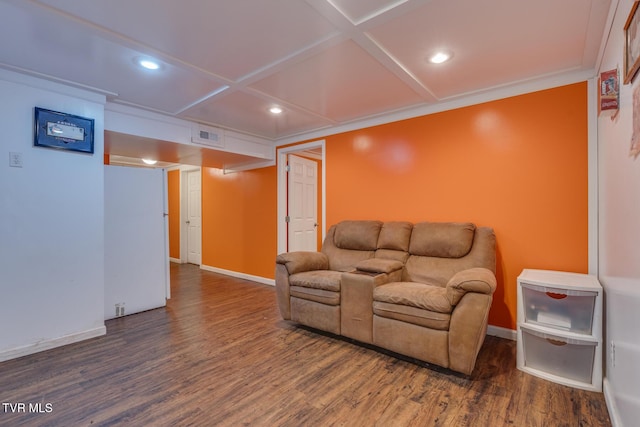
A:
546,338,567,346
546,292,567,300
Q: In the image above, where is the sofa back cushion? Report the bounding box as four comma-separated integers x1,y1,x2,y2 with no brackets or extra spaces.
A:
409,222,475,258
334,220,382,250
377,221,412,250
403,225,496,286
320,220,496,280
375,221,412,262
322,221,382,271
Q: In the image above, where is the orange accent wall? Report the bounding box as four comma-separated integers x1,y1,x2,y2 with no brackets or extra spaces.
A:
201,166,277,278
199,82,588,330
167,169,181,260
326,83,589,329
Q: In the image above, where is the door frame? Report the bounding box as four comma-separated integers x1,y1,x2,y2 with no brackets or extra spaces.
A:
277,140,326,255
180,166,202,264
162,169,171,299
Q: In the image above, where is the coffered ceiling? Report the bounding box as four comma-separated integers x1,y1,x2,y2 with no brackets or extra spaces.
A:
0,0,613,144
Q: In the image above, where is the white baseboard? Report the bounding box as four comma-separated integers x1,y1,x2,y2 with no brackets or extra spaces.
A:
200,264,275,287
0,326,107,363
169,257,182,264
487,325,517,340
603,378,622,427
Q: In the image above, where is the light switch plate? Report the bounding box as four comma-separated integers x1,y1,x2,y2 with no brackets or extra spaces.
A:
9,152,23,168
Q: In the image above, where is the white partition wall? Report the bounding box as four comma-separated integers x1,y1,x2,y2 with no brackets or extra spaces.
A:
104,165,169,319
0,70,106,361
597,0,640,425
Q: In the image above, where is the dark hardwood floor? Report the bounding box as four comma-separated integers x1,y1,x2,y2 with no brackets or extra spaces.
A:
0,263,611,426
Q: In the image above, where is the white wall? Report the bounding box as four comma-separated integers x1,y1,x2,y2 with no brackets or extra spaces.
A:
0,70,106,361
597,0,640,425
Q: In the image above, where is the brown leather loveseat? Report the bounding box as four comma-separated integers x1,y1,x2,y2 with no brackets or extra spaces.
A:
275,220,497,375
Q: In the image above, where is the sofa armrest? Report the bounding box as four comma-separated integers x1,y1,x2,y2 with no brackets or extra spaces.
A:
446,267,497,306
356,258,404,274
448,292,492,375
276,251,329,275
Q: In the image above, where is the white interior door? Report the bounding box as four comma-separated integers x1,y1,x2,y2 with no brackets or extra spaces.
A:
104,165,168,319
186,169,202,265
288,154,318,252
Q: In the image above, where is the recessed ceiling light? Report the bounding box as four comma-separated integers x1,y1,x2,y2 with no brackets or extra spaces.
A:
429,51,453,64
142,158,158,165
138,58,161,70
269,106,283,114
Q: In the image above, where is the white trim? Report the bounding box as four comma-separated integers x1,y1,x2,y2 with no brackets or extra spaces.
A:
277,140,327,255
200,264,275,286
587,77,599,275
106,101,202,128
0,326,106,363
487,325,517,341
162,169,171,300
169,257,182,264
180,167,201,264
276,69,595,145
603,378,622,427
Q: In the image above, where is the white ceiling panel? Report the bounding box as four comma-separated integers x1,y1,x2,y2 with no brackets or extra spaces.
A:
35,0,339,81
366,0,610,99
0,1,229,114
0,0,614,162
94,42,229,115
250,40,424,122
329,0,409,24
182,90,334,139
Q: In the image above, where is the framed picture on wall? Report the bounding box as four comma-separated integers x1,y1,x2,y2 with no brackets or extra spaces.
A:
599,69,620,113
624,1,640,84
34,107,94,154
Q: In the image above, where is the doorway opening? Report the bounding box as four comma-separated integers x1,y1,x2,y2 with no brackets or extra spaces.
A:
277,140,326,254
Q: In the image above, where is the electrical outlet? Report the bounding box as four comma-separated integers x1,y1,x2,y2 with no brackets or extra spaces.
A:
115,303,126,317
9,152,23,168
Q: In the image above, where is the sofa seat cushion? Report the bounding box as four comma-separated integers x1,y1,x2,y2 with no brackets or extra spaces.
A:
373,282,453,314
290,270,342,292
373,301,451,330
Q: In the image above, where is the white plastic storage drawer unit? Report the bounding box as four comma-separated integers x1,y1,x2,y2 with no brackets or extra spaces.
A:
517,269,602,392
520,326,597,384
521,282,597,334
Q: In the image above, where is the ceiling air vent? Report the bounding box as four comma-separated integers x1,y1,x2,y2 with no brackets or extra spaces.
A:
192,125,224,148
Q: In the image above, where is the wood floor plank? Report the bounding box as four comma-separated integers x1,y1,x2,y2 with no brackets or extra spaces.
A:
0,263,611,426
